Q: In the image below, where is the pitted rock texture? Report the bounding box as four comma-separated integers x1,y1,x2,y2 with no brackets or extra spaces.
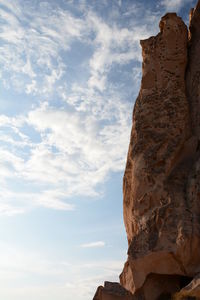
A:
93,1,200,300
121,12,194,295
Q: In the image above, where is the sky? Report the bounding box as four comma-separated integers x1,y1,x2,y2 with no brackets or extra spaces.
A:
0,0,197,299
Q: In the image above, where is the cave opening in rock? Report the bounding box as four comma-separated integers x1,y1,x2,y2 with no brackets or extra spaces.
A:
156,275,193,299
142,273,194,300
157,292,171,300
179,275,193,289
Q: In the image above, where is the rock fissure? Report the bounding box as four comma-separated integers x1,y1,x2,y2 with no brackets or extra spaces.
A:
93,1,200,299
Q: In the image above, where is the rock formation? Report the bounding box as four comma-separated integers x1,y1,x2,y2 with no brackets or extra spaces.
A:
93,1,200,299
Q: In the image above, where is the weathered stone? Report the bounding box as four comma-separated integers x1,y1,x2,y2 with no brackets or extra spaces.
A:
187,0,200,138
93,282,134,300
121,12,193,295
119,261,134,294
93,1,200,299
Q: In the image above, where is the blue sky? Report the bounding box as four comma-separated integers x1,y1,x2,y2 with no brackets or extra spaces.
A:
0,0,196,299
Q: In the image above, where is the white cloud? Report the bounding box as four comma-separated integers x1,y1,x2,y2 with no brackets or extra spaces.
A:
80,241,105,248
160,0,194,11
0,0,154,95
0,0,22,17
0,2,85,95
0,186,74,216
0,0,160,216
0,203,25,216
25,100,130,187
0,98,130,214
33,190,75,211
86,12,142,92
0,148,24,174
25,80,37,94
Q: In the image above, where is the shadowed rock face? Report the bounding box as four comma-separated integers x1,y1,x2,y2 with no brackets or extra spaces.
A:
93,1,200,299
93,282,134,300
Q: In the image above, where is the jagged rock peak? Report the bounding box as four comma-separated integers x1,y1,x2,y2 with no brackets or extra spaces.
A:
93,1,200,299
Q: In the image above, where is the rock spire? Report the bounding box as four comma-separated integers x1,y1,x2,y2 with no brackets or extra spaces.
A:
93,0,200,299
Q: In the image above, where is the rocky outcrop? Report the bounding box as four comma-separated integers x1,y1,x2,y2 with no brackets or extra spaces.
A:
120,11,196,299
93,282,134,300
93,1,200,299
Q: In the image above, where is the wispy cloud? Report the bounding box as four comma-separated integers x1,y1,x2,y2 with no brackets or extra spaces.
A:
86,10,153,92
80,241,105,248
0,1,85,95
0,187,74,216
0,0,156,96
160,0,194,11
0,203,25,217
0,0,161,216
0,95,131,215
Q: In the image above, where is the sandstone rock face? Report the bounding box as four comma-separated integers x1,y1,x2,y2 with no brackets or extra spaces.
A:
93,1,200,300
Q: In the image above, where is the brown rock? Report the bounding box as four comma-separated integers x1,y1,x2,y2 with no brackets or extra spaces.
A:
121,11,193,295
119,261,134,294
187,0,200,138
93,282,134,300
93,1,200,299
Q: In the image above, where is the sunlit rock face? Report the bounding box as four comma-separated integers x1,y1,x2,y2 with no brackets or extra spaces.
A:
121,11,191,296
93,1,200,299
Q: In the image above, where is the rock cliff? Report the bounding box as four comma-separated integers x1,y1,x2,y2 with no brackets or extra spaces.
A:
93,1,200,299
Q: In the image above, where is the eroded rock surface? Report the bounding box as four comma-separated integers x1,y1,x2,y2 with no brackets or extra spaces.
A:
93,282,134,300
93,1,200,299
